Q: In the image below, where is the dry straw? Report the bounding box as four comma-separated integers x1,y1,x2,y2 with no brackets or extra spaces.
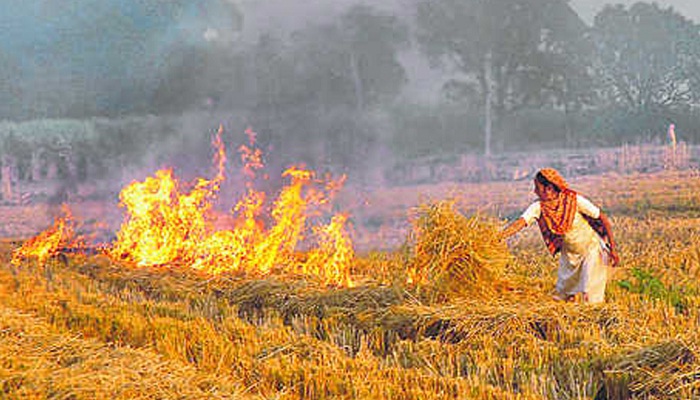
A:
4,171,700,398
0,306,247,399
598,339,700,398
405,200,512,301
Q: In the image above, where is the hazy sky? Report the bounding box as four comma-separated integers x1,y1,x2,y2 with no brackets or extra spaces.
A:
571,0,700,23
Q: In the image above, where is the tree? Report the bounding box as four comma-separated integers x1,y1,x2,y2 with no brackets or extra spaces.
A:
291,4,409,111
3,0,244,119
0,51,23,119
245,5,409,175
415,0,587,155
592,3,700,115
537,4,597,144
148,0,247,114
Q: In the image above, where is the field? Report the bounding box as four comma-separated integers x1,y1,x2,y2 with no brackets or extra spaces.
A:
2,168,700,399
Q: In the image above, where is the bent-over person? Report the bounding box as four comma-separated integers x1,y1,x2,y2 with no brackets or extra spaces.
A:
501,168,620,303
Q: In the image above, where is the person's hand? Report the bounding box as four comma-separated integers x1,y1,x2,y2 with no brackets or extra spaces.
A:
608,246,620,267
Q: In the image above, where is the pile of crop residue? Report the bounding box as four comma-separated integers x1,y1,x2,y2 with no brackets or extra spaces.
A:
405,201,512,301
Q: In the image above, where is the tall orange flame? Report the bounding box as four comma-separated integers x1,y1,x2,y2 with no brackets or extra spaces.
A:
102,126,353,286
15,126,355,287
305,214,355,287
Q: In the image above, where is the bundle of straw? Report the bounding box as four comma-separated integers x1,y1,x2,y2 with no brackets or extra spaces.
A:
405,200,511,301
599,339,700,398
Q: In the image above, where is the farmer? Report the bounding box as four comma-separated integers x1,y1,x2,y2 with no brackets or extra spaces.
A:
501,168,620,303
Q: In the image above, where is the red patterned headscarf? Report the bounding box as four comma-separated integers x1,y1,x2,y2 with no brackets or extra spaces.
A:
535,168,578,255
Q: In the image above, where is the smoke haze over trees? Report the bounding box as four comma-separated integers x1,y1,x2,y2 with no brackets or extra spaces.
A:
1,0,700,195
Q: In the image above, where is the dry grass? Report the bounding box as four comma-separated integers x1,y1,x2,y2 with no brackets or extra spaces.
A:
1,170,700,399
404,201,512,302
0,304,246,399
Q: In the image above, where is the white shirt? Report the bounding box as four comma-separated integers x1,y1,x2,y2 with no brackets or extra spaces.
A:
520,194,602,261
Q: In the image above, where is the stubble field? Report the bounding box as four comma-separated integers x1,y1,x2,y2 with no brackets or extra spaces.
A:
1,169,700,399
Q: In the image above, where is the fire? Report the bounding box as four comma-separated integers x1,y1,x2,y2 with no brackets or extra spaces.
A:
304,213,355,287
108,126,228,266
239,127,264,185
14,125,355,287
108,168,201,266
11,205,78,266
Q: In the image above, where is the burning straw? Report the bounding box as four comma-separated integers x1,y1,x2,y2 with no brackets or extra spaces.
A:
404,200,512,301
11,204,80,266
12,127,356,288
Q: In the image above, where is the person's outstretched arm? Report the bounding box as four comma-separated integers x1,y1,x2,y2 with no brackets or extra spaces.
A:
501,217,527,240
502,202,539,240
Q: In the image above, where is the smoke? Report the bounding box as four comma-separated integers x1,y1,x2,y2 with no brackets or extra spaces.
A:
0,1,244,119
6,0,697,190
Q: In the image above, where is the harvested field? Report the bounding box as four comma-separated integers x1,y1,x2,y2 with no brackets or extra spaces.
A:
1,169,700,399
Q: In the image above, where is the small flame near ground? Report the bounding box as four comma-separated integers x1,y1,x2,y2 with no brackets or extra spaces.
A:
13,125,355,287
11,205,80,266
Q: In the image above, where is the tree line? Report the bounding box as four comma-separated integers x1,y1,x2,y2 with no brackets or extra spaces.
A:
1,0,699,198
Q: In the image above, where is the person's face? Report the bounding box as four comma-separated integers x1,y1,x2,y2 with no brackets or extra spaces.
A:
534,180,558,201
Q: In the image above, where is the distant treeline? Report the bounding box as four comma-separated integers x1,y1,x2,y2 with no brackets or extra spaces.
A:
1,0,700,190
